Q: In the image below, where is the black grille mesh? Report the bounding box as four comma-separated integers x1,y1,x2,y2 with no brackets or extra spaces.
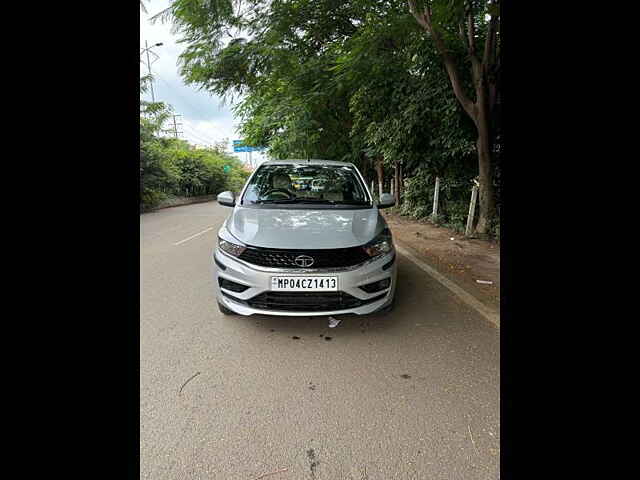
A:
245,291,386,312
238,246,370,269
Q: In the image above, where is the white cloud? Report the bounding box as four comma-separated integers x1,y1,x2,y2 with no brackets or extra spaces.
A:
180,118,236,146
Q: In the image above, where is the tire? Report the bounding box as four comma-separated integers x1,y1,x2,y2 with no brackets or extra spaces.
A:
217,301,234,316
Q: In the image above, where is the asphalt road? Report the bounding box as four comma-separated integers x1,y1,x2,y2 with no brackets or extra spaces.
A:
140,201,500,480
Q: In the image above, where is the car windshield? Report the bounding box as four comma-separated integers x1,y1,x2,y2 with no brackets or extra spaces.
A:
241,164,371,206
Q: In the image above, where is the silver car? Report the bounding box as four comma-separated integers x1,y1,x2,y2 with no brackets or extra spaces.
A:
213,159,397,317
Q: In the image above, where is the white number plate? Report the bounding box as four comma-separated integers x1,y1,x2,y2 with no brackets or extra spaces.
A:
271,276,338,291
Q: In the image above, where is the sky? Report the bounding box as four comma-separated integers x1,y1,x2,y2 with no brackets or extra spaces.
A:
140,0,267,167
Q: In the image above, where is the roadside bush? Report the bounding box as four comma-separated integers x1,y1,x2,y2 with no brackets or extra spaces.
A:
400,202,431,220
400,166,473,229
140,190,167,210
490,215,500,242
140,136,250,209
442,200,469,234
140,80,252,209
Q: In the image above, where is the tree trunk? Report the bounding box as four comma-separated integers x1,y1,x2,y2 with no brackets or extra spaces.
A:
375,159,384,198
474,89,496,235
407,2,499,236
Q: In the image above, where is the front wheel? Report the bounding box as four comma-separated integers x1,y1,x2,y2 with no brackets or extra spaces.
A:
217,301,234,315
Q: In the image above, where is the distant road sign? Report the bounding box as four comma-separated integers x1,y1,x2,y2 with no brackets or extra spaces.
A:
234,146,265,152
233,139,266,153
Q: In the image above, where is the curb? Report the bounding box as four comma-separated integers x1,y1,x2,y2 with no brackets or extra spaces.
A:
141,196,216,213
395,241,500,328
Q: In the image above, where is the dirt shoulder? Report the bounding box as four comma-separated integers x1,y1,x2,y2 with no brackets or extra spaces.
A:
383,211,500,313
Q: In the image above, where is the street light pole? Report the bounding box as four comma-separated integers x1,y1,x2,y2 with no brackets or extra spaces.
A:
144,40,156,102
142,40,163,103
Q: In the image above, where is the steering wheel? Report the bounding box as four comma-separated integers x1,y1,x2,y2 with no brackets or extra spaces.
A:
264,188,294,199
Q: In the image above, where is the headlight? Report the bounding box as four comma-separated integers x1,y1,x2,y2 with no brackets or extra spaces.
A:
362,228,393,258
218,237,246,257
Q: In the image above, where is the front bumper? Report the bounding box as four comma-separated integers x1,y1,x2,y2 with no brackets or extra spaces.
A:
213,248,397,316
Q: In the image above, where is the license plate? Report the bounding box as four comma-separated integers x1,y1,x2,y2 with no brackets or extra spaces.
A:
271,276,338,291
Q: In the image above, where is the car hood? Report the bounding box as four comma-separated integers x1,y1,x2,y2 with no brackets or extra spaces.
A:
226,206,384,249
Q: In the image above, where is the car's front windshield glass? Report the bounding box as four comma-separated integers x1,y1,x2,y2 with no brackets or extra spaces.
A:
241,164,371,207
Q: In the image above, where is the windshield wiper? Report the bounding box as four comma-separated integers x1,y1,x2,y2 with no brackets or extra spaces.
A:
252,198,298,204
253,198,337,205
334,201,370,206
292,198,336,204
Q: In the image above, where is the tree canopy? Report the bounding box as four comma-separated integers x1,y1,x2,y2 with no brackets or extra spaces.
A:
148,0,501,237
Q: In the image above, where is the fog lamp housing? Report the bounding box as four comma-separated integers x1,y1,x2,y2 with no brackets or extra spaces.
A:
359,277,391,294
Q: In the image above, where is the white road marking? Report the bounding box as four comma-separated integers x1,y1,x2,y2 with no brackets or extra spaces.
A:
173,227,215,246
395,243,500,328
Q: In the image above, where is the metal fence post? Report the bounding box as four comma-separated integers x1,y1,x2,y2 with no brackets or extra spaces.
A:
432,176,440,220
465,184,479,237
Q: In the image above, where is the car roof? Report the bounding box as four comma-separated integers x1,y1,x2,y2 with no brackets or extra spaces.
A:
260,159,356,167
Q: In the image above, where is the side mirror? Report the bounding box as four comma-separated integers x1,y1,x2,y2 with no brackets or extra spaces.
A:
217,191,235,207
377,193,396,209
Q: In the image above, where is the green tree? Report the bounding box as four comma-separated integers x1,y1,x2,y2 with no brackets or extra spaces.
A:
152,0,500,235
407,0,500,234
151,0,366,162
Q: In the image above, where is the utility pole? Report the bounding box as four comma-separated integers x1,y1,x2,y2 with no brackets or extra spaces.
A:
171,114,183,139
159,114,183,139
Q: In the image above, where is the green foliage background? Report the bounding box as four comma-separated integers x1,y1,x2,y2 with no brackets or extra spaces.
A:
140,76,250,210
145,0,501,238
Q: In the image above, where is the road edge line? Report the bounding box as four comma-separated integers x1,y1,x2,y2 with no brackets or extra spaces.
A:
173,227,215,246
395,242,500,328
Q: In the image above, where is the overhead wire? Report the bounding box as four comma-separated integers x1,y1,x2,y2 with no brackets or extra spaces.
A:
153,72,226,146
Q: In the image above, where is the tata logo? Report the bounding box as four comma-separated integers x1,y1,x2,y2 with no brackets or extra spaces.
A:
294,255,315,268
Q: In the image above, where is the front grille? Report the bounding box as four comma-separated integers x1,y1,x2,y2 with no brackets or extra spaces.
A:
245,291,386,312
238,246,371,269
